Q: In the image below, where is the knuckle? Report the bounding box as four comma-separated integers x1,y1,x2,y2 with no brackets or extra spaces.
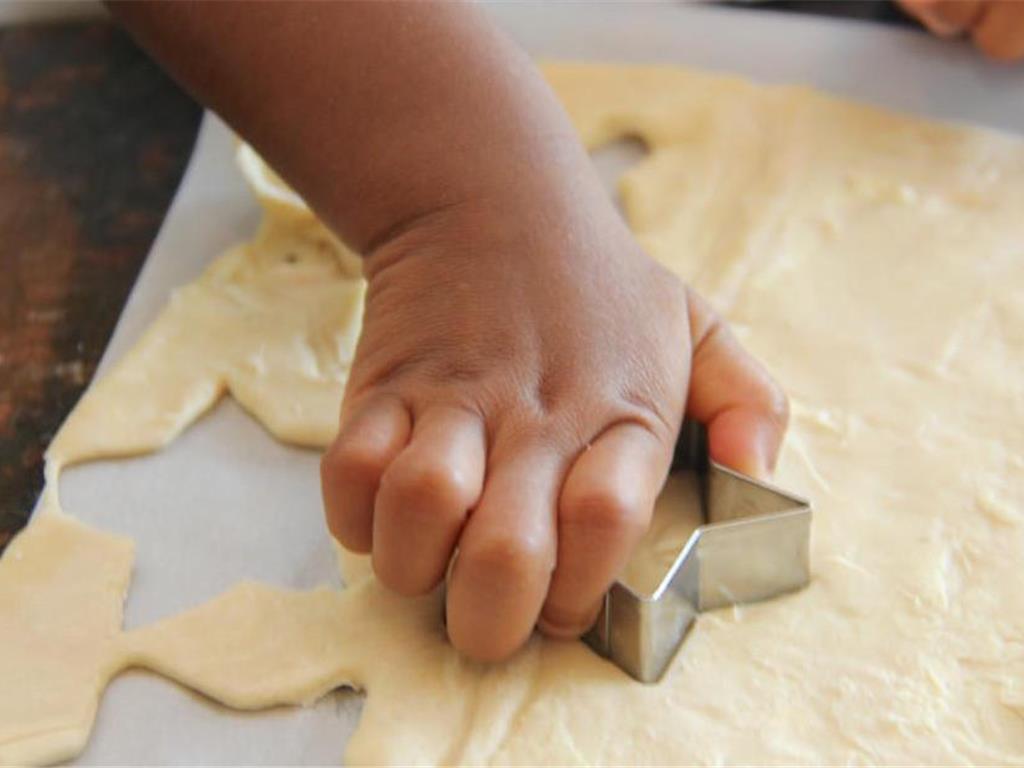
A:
467,532,551,584
385,456,475,514
617,392,678,444
560,484,644,540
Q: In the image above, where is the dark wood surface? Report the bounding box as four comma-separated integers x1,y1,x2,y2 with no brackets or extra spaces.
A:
0,22,201,549
0,4,917,552
732,0,915,26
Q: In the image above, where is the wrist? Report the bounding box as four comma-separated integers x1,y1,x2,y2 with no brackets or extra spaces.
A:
337,123,593,257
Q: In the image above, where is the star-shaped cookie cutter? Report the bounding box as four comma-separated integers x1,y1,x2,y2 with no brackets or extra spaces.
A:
584,419,811,683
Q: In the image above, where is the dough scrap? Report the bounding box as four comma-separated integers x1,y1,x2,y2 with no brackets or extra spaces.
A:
50,215,364,466
2,62,1024,765
0,494,133,765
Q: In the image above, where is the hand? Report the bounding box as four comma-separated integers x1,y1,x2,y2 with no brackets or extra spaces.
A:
320,179,788,662
899,0,1024,62
112,0,788,663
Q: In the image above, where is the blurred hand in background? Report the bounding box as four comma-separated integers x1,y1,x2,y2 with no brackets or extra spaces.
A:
900,0,1024,61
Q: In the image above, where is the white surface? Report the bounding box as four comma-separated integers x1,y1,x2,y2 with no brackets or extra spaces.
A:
54,4,1023,765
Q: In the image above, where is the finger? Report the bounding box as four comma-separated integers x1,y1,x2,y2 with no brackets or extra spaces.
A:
972,1,1024,61
685,288,789,479
899,0,984,36
539,423,670,639
320,395,411,552
372,406,486,595
446,442,562,662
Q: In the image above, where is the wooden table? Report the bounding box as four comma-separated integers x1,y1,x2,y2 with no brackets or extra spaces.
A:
0,22,200,549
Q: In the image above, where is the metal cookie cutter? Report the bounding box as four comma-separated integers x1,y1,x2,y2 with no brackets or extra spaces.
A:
584,419,811,683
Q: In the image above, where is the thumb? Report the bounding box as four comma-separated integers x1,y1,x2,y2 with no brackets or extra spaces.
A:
684,288,789,480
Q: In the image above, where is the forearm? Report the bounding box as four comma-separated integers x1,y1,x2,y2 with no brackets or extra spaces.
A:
110,0,592,253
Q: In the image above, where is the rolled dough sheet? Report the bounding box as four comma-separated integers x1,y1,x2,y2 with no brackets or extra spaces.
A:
2,62,1024,765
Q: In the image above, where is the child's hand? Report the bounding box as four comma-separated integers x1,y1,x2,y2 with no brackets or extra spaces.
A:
320,184,787,661
900,0,1024,61
112,2,787,662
